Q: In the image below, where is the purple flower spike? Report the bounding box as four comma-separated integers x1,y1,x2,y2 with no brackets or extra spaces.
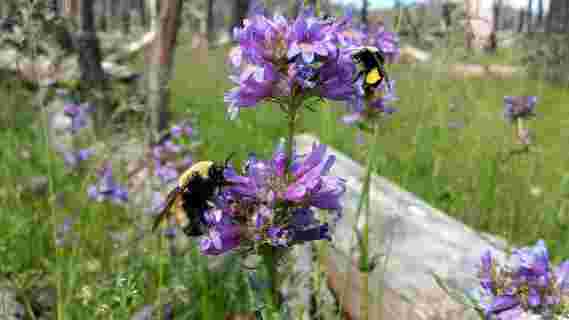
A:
503,96,537,123
63,102,93,134
200,224,241,256
292,223,331,243
87,164,128,205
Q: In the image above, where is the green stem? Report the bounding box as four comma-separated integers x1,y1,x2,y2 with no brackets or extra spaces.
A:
262,247,282,319
359,121,381,320
285,110,297,173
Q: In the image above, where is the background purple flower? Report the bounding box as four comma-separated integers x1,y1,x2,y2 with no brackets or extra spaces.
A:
87,164,128,205
503,96,538,122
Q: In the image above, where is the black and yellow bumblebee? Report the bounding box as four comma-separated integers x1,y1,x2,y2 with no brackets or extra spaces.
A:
351,46,391,95
152,157,234,237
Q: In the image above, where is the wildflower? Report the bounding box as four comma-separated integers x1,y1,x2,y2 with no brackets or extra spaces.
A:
55,216,74,247
470,240,569,319
503,96,537,123
342,79,398,125
62,148,94,169
87,163,128,205
63,102,93,134
224,3,365,119
210,141,345,252
199,222,241,255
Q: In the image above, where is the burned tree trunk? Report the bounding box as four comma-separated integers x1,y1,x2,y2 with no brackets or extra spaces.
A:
77,0,109,135
537,0,543,26
138,0,147,28
145,0,184,144
121,0,131,35
100,0,107,31
105,0,113,30
518,9,525,33
230,0,250,36
526,0,533,33
206,0,215,44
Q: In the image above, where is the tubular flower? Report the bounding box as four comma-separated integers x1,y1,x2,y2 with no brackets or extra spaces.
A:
87,163,128,205
197,141,345,255
224,3,366,119
470,240,569,319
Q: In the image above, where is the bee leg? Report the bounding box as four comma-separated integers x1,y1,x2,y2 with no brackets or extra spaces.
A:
352,70,364,84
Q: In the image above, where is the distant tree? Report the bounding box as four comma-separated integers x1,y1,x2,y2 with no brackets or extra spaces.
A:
145,0,184,144
230,0,250,37
537,0,543,26
518,9,525,33
121,0,131,35
441,2,457,29
546,0,565,33
362,0,369,27
105,0,113,29
526,0,533,33
207,0,215,44
99,0,107,31
138,0,147,28
77,0,109,135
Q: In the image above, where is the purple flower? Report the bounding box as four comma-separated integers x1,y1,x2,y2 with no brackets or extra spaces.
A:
155,161,179,184
342,80,398,125
555,260,569,293
267,226,290,247
287,8,337,64
224,64,280,120
503,96,537,123
87,164,128,205
62,148,94,169
368,24,400,63
55,216,74,247
509,239,550,278
479,250,495,292
223,141,345,249
63,102,93,134
199,223,241,255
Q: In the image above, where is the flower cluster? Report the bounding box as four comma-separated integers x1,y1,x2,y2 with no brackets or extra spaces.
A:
503,96,538,146
470,240,569,319
58,96,96,169
198,142,346,256
87,162,129,205
503,96,538,123
224,4,366,119
151,122,195,184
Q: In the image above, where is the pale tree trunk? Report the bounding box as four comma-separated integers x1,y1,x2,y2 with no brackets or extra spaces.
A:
145,0,184,145
63,0,80,18
526,0,533,33
206,0,215,44
230,0,250,37
537,0,543,26
121,0,131,35
77,0,109,135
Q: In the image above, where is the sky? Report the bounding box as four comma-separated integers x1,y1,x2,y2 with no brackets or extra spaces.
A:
331,0,550,12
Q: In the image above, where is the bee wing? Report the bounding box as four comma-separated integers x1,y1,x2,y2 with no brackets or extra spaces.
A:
152,187,181,232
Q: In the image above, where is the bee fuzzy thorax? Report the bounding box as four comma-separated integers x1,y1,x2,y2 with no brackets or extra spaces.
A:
178,161,214,187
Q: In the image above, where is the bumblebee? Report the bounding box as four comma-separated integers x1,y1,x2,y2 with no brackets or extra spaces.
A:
351,46,391,95
152,156,233,237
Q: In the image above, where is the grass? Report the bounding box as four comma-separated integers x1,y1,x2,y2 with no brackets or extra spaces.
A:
1,30,569,318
